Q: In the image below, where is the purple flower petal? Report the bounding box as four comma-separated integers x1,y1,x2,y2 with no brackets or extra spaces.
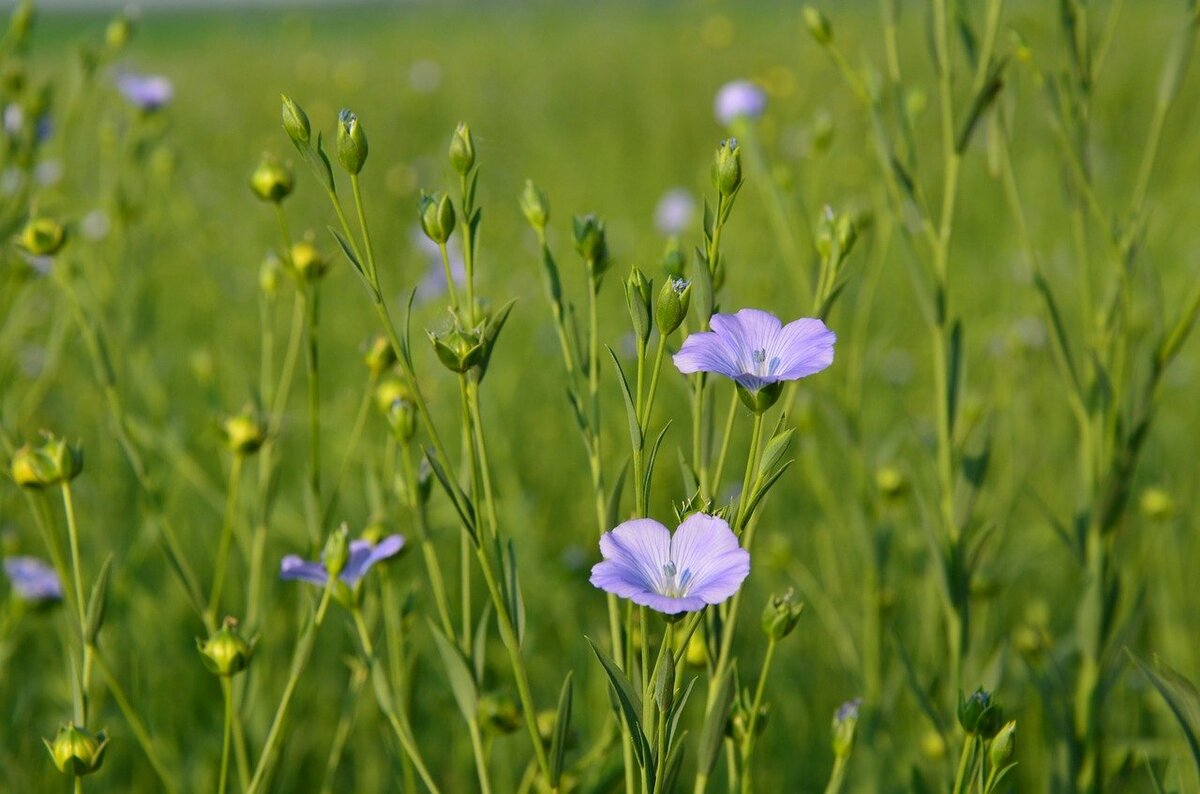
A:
4,556,62,601
593,519,671,596
654,188,696,236
343,534,405,585
669,513,750,604
714,80,767,126
769,318,836,381
279,555,329,587
673,330,742,381
116,73,173,112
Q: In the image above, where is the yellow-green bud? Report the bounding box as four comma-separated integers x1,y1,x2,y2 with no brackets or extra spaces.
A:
336,109,368,174
43,435,83,484
428,326,484,373
875,465,907,498
260,254,283,297
11,443,56,488
375,376,417,442
104,12,133,51
519,179,549,229
711,138,743,196
572,214,609,277
655,277,692,336
44,724,108,777
685,631,707,667
419,192,456,244
220,412,266,456
323,524,350,579
8,2,34,50
803,6,832,45
761,588,804,641
363,334,397,377
18,216,67,257
479,692,522,735
653,650,676,713
1140,487,1174,520
197,616,255,677
290,235,328,281
449,121,475,176
281,94,311,146
624,267,652,345
989,720,1016,767
958,688,1003,737
249,153,294,203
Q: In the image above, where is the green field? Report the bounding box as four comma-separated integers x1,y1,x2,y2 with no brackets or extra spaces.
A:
3,1,1200,792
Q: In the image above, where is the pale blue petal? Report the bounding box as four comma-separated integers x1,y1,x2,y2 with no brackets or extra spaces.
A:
673,330,742,380
596,519,672,594
669,514,749,605
279,555,329,586
769,318,836,381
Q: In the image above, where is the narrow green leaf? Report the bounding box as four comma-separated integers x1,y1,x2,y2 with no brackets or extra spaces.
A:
947,319,964,436
757,427,795,480
697,662,736,777
606,459,630,530
549,671,574,788
742,459,794,526
606,347,642,451
1128,649,1200,775
430,622,479,725
586,636,651,768
641,421,672,507
84,554,114,645
473,602,492,685
423,449,477,544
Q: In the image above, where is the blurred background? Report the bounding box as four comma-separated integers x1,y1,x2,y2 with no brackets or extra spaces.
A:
3,1,1199,791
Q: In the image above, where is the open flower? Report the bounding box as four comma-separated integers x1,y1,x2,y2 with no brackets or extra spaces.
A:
280,534,405,588
590,514,749,614
115,72,173,112
4,556,62,601
674,308,835,410
714,80,767,126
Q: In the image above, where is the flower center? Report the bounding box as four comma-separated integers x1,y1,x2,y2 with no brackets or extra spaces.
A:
751,347,777,377
660,561,693,598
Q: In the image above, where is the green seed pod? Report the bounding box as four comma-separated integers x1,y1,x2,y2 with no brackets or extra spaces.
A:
572,214,610,278
249,153,294,203
653,651,676,713
42,435,83,484
419,192,457,244
363,334,397,378
655,277,692,336
44,724,108,777
290,235,328,281
624,267,652,345
803,6,832,45
196,616,255,677
761,588,804,641
18,216,67,257
989,720,1016,767
519,179,549,229
323,524,351,579
958,688,1003,737
711,138,743,197
104,12,134,52
428,326,484,373
449,121,475,176
336,109,368,175
875,465,907,498
280,94,311,147
220,412,266,456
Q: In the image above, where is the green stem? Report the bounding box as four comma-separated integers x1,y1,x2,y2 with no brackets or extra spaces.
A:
739,637,777,785
321,375,377,527
438,241,461,313
709,389,740,498
950,736,976,794
207,454,244,625
639,332,669,430
93,649,178,794
303,282,322,545
318,665,366,794
218,675,233,794
735,412,765,531
822,755,849,794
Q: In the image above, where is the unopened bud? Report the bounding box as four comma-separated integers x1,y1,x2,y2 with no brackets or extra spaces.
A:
711,138,743,196
281,94,311,146
832,698,861,757
624,267,652,345
761,588,804,641
375,376,417,442
105,12,134,51
220,412,266,456
197,616,255,677
419,192,456,244
323,524,350,579
44,724,107,777
336,109,368,174
655,277,692,336
572,214,609,277
989,720,1016,767
803,6,832,45
519,180,549,229
290,234,327,281
249,153,294,203
363,334,396,377
449,122,475,176
18,216,67,257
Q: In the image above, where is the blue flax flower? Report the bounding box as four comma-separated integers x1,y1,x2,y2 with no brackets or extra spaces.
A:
590,514,749,615
280,534,405,588
714,80,767,127
4,556,62,601
674,308,835,409
115,72,173,112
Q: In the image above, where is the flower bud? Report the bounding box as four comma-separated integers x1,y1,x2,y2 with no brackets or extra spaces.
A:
43,435,83,484
220,411,266,456
1140,487,1175,520
363,334,396,378
479,692,522,735
10,443,56,488
653,651,675,713
105,12,134,51
18,216,67,257
197,616,255,677
875,464,907,498
572,214,609,276
8,2,34,50
655,277,692,336
449,121,475,176
249,153,294,203
419,192,456,245
290,234,328,281
803,6,832,45
832,698,861,758
281,94,311,146
624,267,652,345
375,376,417,442
336,109,368,174
519,179,549,229
989,720,1016,767
730,702,769,743
44,724,108,777
428,325,484,373
958,688,1003,737
711,138,743,197
323,523,351,579
761,587,804,641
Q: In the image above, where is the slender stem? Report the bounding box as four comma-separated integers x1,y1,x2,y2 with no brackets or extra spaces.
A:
735,412,765,531
207,454,244,625
321,375,377,527
951,736,976,794
710,389,740,495
401,444,456,638
319,665,366,794
218,676,233,794
438,241,461,312
740,638,777,768
650,621,674,794
59,482,86,630
303,282,322,544
822,756,849,794
93,649,178,794
639,332,668,430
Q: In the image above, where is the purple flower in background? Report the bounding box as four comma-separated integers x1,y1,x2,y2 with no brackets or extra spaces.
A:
714,80,767,126
412,225,466,303
836,698,863,722
4,556,62,601
654,188,696,236
116,72,173,112
3,103,23,135
590,514,749,614
674,309,835,393
280,534,405,588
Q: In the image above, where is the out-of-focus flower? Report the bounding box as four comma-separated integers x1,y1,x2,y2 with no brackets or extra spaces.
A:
115,72,173,112
654,188,696,236
280,534,405,588
408,59,442,94
3,103,23,135
81,210,111,242
714,80,767,127
832,698,862,757
34,159,62,186
3,556,62,601
412,225,466,302
674,308,835,411
589,513,749,615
